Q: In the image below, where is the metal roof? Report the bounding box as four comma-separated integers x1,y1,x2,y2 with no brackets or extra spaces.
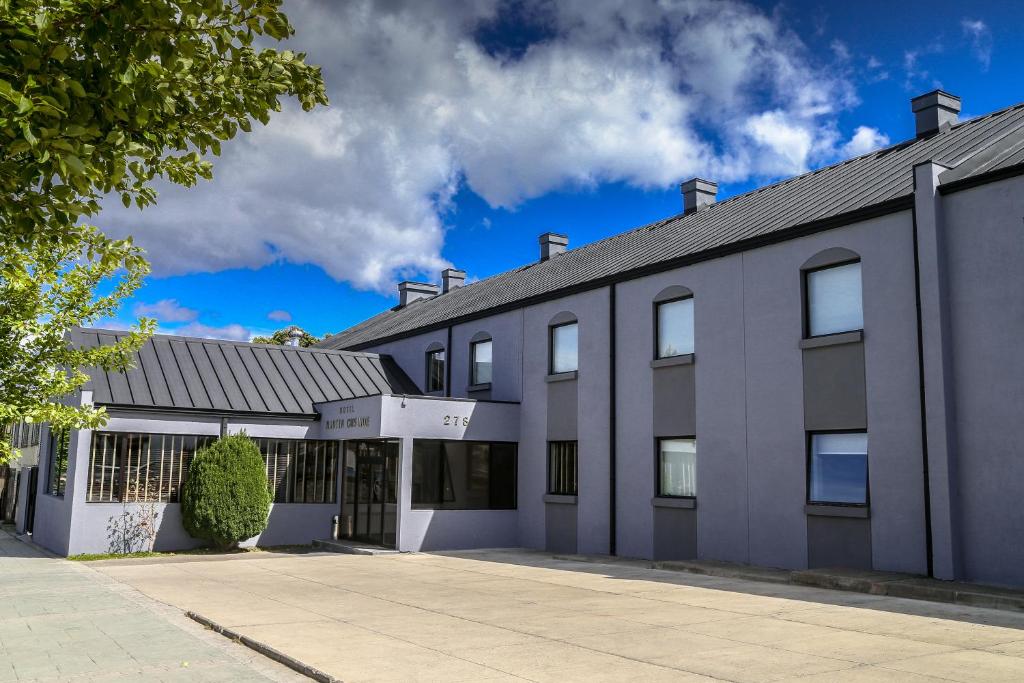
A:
72,328,420,416
321,102,1024,350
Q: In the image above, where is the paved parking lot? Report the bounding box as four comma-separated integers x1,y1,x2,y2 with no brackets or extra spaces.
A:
93,548,1024,682
0,528,303,683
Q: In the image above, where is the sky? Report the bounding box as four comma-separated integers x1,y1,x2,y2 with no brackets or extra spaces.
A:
97,0,1023,341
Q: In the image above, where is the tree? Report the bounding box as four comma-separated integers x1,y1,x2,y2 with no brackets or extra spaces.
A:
251,325,321,348
0,0,328,463
181,433,271,549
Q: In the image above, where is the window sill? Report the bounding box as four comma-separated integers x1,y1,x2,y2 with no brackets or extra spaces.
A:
805,504,869,518
467,382,492,392
544,494,578,505
545,371,578,383
650,353,694,369
799,330,863,350
652,496,696,509
425,389,445,397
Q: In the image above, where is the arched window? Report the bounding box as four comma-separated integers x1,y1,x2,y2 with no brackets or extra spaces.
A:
469,332,492,385
653,285,694,359
548,311,578,374
801,248,863,338
424,341,445,393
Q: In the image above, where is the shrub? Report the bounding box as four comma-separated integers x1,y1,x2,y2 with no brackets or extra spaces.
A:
181,433,271,549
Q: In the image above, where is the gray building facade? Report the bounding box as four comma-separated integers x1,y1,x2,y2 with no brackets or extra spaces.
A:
22,91,1024,588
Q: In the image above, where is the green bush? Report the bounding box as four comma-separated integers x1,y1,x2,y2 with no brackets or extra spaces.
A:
181,433,271,549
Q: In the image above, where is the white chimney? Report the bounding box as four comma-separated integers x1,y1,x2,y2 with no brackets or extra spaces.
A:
680,178,717,214
442,268,466,293
398,281,439,307
911,90,960,138
539,232,568,261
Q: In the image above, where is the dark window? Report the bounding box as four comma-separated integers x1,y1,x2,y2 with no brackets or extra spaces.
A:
471,339,492,384
7,420,42,449
547,441,578,495
426,348,445,392
88,432,216,503
47,429,70,497
657,437,696,497
253,438,340,504
805,261,863,337
550,322,578,374
411,440,516,510
808,432,868,505
655,297,694,358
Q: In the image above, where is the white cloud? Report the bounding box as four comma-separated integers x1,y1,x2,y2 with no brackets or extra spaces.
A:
99,0,873,293
841,126,890,157
164,322,252,342
961,18,992,70
133,299,198,323
830,39,851,62
267,310,292,322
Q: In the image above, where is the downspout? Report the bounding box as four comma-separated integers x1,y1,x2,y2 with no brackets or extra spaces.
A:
445,326,453,398
609,284,617,556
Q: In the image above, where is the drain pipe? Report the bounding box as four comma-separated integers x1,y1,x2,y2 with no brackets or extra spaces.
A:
609,283,617,556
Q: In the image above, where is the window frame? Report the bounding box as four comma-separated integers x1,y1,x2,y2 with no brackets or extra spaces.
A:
46,428,70,498
546,440,578,495
655,436,697,499
425,347,445,393
653,295,695,360
806,430,870,507
802,257,863,340
548,320,579,375
469,337,492,386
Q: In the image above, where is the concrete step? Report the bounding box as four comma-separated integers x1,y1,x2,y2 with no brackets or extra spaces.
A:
312,539,400,556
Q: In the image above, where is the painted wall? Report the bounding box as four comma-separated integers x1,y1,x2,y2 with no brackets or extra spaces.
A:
942,174,1024,587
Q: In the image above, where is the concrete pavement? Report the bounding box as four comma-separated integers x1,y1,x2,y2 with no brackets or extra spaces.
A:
91,548,1024,682
0,527,304,682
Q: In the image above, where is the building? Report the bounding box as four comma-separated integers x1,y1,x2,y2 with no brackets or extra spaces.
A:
22,91,1024,588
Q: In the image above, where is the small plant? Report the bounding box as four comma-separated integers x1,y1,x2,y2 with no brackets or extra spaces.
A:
181,433,271,549
106,500,160,554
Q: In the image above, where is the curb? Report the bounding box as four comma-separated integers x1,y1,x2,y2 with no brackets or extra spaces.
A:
186,611,342,683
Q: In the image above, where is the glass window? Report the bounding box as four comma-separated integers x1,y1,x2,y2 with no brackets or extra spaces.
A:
806,261,863,337
471,339,492,385
426,348,445,392
253,438,340,504
411,440,516,510
47,429,70,497
547,441,578,495
809,432,868,505
658,438,696,497
656,298,694,358
550,322,578,374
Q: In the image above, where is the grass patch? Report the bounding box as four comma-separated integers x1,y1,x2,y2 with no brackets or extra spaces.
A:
67,544,313,562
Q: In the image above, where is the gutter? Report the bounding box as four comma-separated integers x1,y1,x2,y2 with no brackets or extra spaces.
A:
98,404,321,422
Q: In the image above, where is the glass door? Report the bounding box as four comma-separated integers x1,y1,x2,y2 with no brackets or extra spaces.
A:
343,440,398,548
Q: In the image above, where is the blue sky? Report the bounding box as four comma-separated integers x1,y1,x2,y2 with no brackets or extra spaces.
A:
98,0,1022,341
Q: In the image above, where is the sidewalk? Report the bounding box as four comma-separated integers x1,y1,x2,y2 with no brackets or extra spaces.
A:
0,526,303,682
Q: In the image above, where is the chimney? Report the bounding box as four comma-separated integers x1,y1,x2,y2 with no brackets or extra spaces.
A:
442,268,466,293
539,232,568,261
398,281,439,307
680,178,717,214
911,90,961,138
287,327,303,347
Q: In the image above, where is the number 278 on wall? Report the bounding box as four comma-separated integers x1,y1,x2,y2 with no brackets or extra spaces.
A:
442,415,469,427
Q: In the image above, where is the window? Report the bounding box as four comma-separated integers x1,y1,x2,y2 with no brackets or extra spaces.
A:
411,440,516,509
656,298,694,358
471,339,492,385
47,429,70,497
658,438,696,497
7,420,42,449
87,433,339,504
426,348,445,393
253,438,340,504
547,441,578,495
550,322,578,374
809,432,868,505
806,261,863,337
88,432,216,503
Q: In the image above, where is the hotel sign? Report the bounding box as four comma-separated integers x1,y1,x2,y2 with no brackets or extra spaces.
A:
317,397,381,439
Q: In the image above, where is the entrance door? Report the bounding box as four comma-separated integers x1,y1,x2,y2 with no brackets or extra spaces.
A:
342,440,398,547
